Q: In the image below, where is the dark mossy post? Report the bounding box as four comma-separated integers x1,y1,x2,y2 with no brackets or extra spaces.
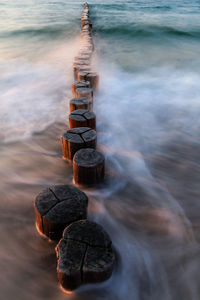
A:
61,127,96,161
71,81,90,96
34,185,88,240
69,109,96,130
75,87,93,101
56,220,115,291
69,97,92,113
73,148,105,186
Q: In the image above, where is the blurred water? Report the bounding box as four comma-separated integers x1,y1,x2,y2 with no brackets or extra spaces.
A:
0,1,200,300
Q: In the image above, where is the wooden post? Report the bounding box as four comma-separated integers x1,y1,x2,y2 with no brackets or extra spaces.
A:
75,87,93,101
81,39,93,49
73,60,90,67
80,45,93,52
81,32,92,38
84,2,89,9
85,72,99,91
79,46,93,54
77,71,88,82
69,97,92,113
82,24,90,32
81,20,91,29
79,49,93,57
69,109,96,130
34,185,88,240
74,55,91,62
56,220,115,291
73,148,105,186
73,65,91,80
80,31,91,37
61,127,96,161
77,72,99,91
71,81,90,96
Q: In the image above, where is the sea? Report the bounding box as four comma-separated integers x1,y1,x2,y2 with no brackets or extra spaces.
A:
1,1,200,299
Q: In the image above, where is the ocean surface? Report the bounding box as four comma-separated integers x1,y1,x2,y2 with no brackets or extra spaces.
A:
1,0,200,299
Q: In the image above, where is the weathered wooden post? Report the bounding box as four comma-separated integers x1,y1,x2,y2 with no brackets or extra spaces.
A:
73,148,105,186
56,220,115,291
73,65,91,80
69,109,96,130
77,71,88,82
73,60,90,67
75,87,93,101
79,49,93,57
61,127,96,161
77,72,99,91
85,72,99,91
69,97,92,113
71,80,90,96
74,55,91,62
34,185,88,240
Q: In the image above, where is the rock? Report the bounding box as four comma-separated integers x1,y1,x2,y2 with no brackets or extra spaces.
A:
61,127,96,161
69,109,96,130
56,220,115,291
73,148,105,186
34,185,88,240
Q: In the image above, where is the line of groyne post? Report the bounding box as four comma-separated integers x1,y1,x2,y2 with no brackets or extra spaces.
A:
34,2,116,293
61,2,104,186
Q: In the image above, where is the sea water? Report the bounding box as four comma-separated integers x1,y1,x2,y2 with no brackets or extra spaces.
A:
0,1,200,299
